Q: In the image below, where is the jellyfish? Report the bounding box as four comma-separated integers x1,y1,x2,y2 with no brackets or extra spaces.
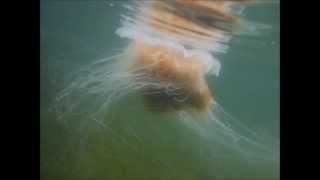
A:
52,0,279,171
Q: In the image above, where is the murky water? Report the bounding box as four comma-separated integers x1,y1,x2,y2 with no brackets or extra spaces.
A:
41,1,279,179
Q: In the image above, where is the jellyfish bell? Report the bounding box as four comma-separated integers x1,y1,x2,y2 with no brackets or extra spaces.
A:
128,40,213,112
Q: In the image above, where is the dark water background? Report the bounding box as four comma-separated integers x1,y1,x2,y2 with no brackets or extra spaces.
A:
41,1,279,179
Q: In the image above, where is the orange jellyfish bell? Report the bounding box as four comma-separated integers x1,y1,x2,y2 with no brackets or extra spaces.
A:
130,40,213,112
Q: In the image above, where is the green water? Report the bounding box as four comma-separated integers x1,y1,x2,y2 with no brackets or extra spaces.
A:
41,1,279,179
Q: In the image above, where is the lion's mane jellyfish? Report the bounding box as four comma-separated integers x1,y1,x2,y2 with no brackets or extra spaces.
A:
53,0,279,164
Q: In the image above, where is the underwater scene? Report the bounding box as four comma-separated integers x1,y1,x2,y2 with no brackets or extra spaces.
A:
41,0,279,179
